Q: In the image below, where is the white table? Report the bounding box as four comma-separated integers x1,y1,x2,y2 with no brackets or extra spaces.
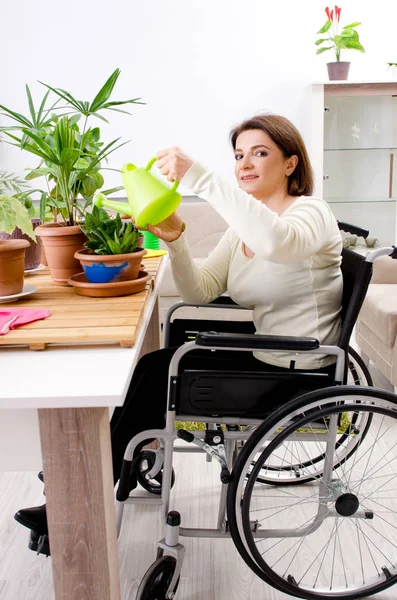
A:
0,256,168,600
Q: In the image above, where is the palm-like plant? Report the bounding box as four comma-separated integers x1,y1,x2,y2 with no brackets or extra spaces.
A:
0,170,29,196
0,69,143,226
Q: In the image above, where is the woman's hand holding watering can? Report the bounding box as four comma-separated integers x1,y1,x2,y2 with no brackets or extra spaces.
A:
145,147,193,241
156,147,194,183
147,211,185,242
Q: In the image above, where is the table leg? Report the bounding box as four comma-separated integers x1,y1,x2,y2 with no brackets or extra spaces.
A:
137,296,161,360
38,406,121,600
137,297,161,451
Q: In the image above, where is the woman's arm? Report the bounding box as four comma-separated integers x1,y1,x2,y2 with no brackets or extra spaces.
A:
165,228,234,304
181,162,338,263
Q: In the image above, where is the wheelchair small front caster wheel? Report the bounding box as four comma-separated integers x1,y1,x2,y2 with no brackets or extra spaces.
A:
137,450,176,495
136,555,179,600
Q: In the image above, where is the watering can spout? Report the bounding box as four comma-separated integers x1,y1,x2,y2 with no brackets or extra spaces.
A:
94,193,133,217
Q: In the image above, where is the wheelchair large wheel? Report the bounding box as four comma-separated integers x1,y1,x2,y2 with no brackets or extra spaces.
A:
136,555,179,600
228,386,397,599
254,346,373,486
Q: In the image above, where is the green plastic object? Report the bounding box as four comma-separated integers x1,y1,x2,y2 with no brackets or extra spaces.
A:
142,230,160,250
94,157,182,229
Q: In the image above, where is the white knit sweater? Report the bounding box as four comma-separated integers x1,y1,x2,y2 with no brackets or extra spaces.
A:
166,162,343,369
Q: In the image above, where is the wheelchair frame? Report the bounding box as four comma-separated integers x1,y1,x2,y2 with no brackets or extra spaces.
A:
115,243,397,600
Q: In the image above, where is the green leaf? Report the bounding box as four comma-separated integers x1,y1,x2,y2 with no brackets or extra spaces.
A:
315,39,328,45
341,29,359,40
91,112,110,124
40,191,47,224
317,20,332,34
101,185,124,195
25,167,56,180
0,104,33,127
0,171,29,195
343,22,361,29
39,82,86,114
36,89,51,125
25,85,37,127
0,194,36,240
81,175,97,198
92,171,104,189
343,40,365,52
316,47,333,55
90,127,100,143
89,69,121,113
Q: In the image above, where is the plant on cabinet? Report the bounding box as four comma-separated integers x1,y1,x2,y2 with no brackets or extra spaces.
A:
316,5,365,80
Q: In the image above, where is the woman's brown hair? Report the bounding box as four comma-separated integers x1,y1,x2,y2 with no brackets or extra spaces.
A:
230,114,314,196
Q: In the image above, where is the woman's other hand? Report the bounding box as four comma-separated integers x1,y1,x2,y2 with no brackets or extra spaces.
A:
147,212,185,243
156,147,194,182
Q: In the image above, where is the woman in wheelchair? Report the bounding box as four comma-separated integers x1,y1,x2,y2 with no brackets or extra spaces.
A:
14,114,343,553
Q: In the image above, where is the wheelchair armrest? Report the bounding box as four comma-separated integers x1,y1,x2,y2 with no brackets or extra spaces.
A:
209,295,238,306
195,331,320,351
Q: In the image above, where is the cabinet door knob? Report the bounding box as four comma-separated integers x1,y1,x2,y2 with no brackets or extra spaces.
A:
324,106,330,112
323,175,330,180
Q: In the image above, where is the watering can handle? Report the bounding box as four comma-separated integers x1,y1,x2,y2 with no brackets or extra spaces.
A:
145,157,180,193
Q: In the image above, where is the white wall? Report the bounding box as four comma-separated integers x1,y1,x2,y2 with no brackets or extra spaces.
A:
1,0,396,197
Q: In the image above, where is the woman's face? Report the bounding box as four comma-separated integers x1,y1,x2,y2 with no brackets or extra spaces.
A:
234,129,297,199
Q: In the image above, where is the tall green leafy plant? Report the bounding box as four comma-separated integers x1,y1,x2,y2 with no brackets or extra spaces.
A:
316,5,365,62
0,69,143,226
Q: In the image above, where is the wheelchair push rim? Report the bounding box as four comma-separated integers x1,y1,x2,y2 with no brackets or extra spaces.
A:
228,387,397,599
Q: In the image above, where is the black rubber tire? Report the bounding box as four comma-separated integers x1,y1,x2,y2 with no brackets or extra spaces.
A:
136,555,179,600
227,386,397,600
136,450,176,495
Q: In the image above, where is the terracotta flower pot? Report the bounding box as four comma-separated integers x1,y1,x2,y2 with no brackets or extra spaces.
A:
0,239,30,296
327,61,350,81
74,247,147,284
35,223,87,286
0,218,42,270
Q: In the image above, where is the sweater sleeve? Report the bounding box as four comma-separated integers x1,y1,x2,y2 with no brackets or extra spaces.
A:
165,228,235,304
181,162,339,263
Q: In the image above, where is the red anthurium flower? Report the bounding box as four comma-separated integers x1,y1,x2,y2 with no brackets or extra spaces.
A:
325,6,333,20
335,5,341,22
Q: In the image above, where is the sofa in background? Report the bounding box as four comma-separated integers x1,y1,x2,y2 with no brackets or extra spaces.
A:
355,254,397,389
159,199,252,323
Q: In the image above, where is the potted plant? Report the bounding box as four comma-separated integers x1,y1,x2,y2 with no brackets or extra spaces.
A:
75,205,146,284
0,69,142,285
0,170,44,270
0,194,35,296
316,5,365,80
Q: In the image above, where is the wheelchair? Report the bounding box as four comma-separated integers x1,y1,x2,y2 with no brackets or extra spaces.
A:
115,222,397,599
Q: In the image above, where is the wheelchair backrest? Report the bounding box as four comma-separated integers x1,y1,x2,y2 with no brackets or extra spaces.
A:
337,248,373,350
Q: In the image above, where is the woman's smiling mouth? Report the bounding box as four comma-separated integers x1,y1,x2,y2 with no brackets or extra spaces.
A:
241,174,259,181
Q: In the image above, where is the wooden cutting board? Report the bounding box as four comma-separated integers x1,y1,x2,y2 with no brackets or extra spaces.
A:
0,257,163,350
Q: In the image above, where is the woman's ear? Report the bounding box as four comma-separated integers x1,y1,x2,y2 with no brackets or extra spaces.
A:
286,155,298,176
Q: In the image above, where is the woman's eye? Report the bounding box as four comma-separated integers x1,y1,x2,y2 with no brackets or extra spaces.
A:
256,151,268,157
235,154,243,161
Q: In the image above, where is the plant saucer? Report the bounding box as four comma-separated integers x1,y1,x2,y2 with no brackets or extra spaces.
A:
67,270,151,298
0,284,37,304
24,264,46,275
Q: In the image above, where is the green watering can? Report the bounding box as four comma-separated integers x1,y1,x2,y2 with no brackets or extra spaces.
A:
94,157,182,229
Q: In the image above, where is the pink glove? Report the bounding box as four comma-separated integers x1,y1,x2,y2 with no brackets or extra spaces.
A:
0,309,51,335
